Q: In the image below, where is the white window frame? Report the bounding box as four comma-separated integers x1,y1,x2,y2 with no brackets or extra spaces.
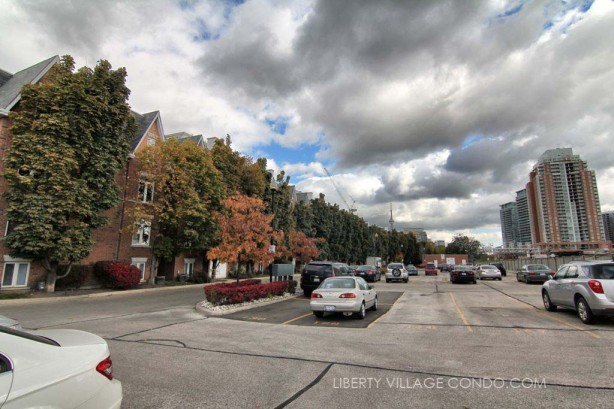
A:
132,220,151,247
131,258,148,282
184,259,195,277
147,132,156,146
138,181,154,203
2,256,31,288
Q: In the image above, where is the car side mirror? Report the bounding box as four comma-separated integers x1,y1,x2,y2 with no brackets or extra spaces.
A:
548,275,553,280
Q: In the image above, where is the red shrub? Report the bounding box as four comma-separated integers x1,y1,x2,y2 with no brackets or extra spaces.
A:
204,280,297,306
94,261,142,290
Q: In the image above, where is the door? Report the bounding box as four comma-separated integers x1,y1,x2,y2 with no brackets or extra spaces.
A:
548,265,568,304
357,278,374,307
559,265,579,307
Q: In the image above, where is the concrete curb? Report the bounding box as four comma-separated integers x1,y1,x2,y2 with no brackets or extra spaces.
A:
195,292,303,317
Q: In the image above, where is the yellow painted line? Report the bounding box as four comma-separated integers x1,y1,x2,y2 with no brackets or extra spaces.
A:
537,311,600,339
449,293,473,333
367,313,386,329
282,312,313,325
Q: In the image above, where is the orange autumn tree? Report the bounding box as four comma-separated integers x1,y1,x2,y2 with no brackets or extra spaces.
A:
287,231,322,271
208,194,282,283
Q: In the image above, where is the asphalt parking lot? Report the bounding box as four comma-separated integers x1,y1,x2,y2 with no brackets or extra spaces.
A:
223,291,403,328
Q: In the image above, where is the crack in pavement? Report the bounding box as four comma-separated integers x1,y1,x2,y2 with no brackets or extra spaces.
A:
111,317,208,339
107,337,614,391
273,363,334,409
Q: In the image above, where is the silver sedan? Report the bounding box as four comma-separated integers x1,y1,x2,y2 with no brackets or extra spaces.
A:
310,276,377,319
476,265,502,280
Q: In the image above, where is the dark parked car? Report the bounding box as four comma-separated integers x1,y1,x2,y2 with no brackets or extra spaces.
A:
405,264,418,276
450,265,476,284
492,262,507,277
301,261,352,297
516,264,554,283
354,265,381,282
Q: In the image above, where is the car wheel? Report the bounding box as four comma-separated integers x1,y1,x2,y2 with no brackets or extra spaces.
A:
472,279,477,284
542,290,557,312
498,277,502,281
386,279,390,283
313,311,324,318
576,296,595,324
304,291,312,298
524,276,529,284
356,303,366,320
516,274,521,282
370,297,378,311
404,279,408,283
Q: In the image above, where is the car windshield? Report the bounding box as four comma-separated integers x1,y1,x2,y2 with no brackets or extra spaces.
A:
320,278,356,289
527,264,550,271
406,265,416,270
357,265,374,271
591,265,614,279
388,264,403,269
426,264,435,268
482,265,497,269
455,266,473,271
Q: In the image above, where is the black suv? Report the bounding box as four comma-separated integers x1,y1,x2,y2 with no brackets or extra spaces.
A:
492,262,507,277
300,261,353,296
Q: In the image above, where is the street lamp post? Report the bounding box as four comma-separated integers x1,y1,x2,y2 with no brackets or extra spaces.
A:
269,174,278,283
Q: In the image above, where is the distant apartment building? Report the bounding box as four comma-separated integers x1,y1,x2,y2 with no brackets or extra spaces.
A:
434,240,446,247
526,148,610,254
515,188,532,244
499,202,519,245
603,211,614,244
404,228,427,243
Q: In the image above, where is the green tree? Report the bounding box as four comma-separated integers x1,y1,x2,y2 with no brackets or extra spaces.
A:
446,234,483,261
210,136,266,198
3,56,135,292
133,138,225,279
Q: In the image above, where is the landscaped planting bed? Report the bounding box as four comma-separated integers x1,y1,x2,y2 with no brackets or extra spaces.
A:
204,280,297,306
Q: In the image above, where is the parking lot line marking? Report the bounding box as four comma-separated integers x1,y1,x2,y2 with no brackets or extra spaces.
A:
367,313,385,329
536,311,600,339
282,312,313,325
449,293,473,333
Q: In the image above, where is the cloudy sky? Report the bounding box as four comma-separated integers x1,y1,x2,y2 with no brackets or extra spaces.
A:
1,0,613,246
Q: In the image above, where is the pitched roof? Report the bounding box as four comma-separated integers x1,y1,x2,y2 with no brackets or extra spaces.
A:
0,56,59,111
130,110,162,151
166,132,205,147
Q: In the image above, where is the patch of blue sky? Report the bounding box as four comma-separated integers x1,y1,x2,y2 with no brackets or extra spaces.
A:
258,141,322,169
193,18,220,41
496,1,525,20
265,116,290,135
542,0,594,33
461,133,485,149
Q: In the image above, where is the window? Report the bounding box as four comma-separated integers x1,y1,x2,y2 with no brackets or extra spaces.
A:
2,261,29,287
147,132,156,146
138,181,154,203
184,259,195,277
4,220,16,237
131,258,147,281
132,220,151,246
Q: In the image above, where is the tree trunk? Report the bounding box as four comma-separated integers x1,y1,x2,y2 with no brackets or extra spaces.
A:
45,269,57,293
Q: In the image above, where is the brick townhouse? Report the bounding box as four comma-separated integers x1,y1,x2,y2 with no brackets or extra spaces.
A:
0,56,207,291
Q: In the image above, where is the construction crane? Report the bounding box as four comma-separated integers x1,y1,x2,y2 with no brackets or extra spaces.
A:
323,167,357,213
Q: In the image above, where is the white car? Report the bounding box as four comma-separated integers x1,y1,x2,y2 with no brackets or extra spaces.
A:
476,264,502,280
385,262,408,283
310,276,377,319
0,326,122,408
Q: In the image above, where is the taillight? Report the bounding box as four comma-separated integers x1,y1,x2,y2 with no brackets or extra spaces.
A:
452,272,458,275
528,272,536,276
339,293,356,298
469,271,474,275
331,272,336,277
311,293,323,298
96,356,113,380
588,280,604,294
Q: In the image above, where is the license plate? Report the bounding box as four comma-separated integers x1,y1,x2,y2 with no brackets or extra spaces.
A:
325,305,336,312
540,273,545,276
313,277,320,282
461,273,466,276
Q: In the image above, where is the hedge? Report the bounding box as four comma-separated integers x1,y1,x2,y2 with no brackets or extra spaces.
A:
94,261,142,290
204,280,297,306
